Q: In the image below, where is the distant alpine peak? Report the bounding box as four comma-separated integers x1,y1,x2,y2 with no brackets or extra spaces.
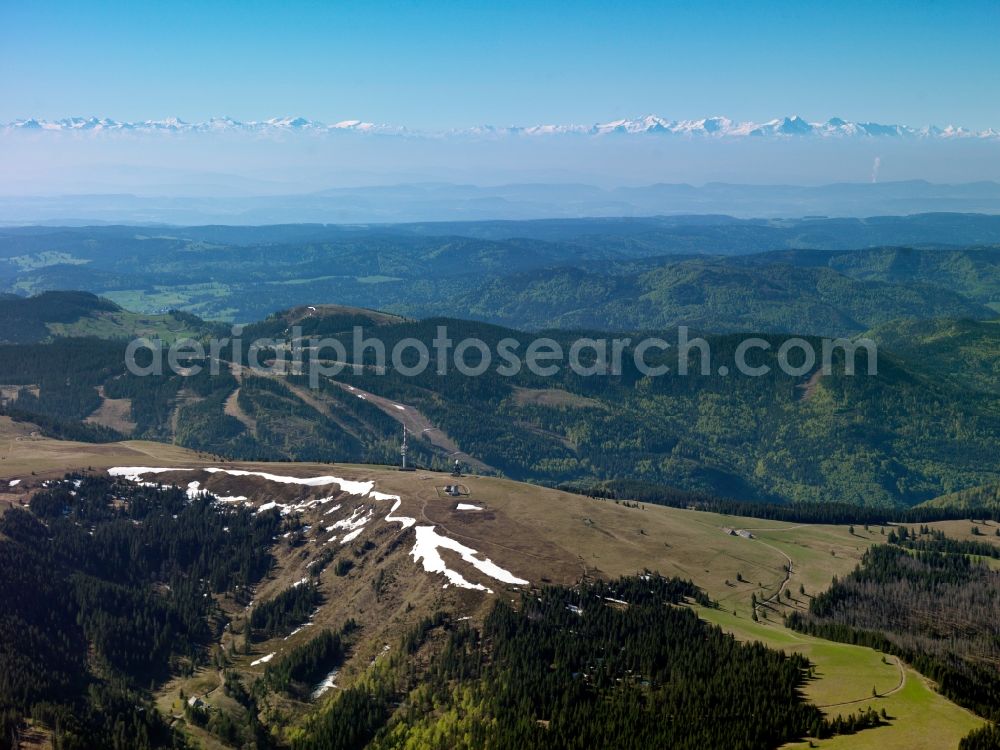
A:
4,114,998,140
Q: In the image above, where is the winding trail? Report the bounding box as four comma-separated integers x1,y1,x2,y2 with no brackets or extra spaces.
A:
750,537,911,709
816,657,907,708
692,517,911,709
755,538,793,608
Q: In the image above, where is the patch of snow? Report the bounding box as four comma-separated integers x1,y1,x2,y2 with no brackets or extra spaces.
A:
280,495,342,516
292,577,309,588
410,525,528,593
8,479,20,487
369,643,391,666
204,468,375,497
392,404,405,411
311,668,339,699
285,622,313,640
108,466,184,482
250,652,275,666
455,503,482,511
110,466,374,496
109,468,412,528
385,498,415,529
341,528,364,544
214,494,249,504
327,505,373,533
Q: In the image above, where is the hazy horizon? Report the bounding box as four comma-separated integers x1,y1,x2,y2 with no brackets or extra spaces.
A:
4,1,998,216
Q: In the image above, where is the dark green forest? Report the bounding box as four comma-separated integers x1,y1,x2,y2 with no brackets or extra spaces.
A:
294,577,881,750
0,476,281,749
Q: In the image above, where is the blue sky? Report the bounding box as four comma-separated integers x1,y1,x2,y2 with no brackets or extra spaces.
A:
2,0,998,129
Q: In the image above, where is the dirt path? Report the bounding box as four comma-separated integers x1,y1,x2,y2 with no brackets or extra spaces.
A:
223,387,257,435
687,514,796,612
796,368,825,401
282,380,363,440
738,524,810,532
816,657,907,708
331,381,492,472
229,362,364,440
743,532,911,709
756,538,793,608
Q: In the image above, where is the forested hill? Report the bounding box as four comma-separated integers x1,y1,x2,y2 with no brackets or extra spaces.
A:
1,301,998,508
0,290,216,344
442,259,992,336
733,245,1000,308
0,290,119,343
866,318,1000,395
3,218,1000,328
920,484,1000,512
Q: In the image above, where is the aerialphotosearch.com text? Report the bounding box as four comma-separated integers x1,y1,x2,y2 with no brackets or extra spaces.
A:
126,325,878,387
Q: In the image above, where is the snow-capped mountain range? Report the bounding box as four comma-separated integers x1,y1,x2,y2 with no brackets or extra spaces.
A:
3,116,397,135
4,114,999,140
